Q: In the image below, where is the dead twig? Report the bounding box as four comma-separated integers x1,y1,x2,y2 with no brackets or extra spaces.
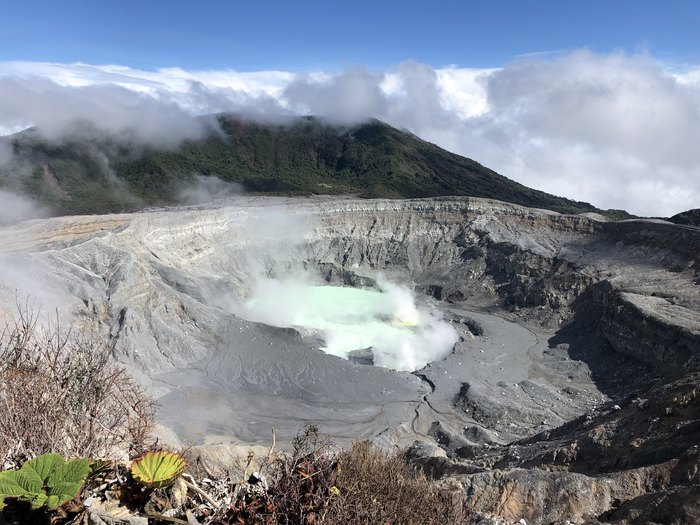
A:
182,473,220,510
197,455,216,479
139,514,189,524
266,426,276,462
114,463,123,485
0,302,156,460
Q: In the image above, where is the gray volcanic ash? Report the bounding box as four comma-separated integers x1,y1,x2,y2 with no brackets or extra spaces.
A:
1,196,699,523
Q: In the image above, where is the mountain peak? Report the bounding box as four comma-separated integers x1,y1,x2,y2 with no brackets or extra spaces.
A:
0,115,631,219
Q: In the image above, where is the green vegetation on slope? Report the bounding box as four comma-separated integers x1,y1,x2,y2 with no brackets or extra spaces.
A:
1,115,627,217
669,208,700,226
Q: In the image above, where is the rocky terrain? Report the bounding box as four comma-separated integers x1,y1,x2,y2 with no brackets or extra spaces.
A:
0,195,698,523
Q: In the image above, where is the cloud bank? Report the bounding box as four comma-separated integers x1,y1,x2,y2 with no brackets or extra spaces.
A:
1,50,700,216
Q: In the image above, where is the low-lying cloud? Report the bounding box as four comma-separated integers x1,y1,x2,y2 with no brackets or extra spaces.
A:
0,76,216,147
457,50,700,218
1,50,700,216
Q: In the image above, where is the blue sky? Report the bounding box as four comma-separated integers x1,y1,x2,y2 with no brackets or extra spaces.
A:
1,1,700,217
2,0,698,71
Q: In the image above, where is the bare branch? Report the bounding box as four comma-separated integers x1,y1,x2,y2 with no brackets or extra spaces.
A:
0,303,157,462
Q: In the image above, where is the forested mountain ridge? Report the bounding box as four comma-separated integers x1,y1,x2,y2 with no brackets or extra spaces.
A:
669,208,700,226
0,115,633,218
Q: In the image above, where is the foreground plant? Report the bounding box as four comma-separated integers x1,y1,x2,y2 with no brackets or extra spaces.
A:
0,453,91,510
214,424,462,524
131,451,187,489
0,303,157,463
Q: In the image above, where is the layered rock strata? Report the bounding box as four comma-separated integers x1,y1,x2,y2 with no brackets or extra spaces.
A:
0,196,699,523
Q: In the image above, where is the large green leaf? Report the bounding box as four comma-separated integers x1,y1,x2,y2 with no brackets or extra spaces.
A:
0,477,27,497
14,469,43,494
24,454,65,485
45,494,60,510
0,465,45,510
47,480,88,509
25,491,48,509
0,472,29,510
45,458,91,509
48,458,91,487
131,451,187,489
0,454,91,510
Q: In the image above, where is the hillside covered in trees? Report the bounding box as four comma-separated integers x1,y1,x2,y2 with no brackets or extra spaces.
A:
0,115,633,218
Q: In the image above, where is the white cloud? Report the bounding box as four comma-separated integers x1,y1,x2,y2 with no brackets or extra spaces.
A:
0,76,214,147
442,50,700,216
0,61,293,96
1,51,699,216
0,189,46,225
435,66,493,119
283,66,388,124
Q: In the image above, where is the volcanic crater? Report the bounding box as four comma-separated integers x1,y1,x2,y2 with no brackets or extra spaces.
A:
1,195,699,523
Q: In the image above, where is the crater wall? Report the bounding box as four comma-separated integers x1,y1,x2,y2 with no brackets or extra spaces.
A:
0,199,697,398
2,196,699,373
2,196,700,522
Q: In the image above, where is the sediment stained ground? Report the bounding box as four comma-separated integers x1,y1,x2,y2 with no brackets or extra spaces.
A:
1,196,698,523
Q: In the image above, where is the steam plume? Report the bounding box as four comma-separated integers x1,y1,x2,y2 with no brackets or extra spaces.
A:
227,273,458,371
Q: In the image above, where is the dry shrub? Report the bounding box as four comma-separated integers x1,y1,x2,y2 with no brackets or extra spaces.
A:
266,424,339,524
219,424,463,524
329,439,462,524
0,305,156,465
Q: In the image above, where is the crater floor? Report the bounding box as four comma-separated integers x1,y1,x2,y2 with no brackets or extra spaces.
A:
151,304,609,449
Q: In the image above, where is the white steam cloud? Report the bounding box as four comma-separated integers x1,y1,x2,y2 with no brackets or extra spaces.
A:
211,207,458,371
177,175,244,205
225,273,458,371
0,189,46,225
2,51,700,216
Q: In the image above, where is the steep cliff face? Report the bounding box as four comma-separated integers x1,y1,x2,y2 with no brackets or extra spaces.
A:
601,292,700,367
1,196,699,523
